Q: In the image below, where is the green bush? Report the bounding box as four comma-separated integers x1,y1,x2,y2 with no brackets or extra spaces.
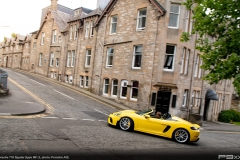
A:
218,109,240,123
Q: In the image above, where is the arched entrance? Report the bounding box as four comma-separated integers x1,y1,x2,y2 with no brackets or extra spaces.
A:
203,89,218,121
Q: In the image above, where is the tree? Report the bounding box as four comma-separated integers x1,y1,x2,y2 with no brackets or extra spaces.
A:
11,33,17,38
181,0,240,94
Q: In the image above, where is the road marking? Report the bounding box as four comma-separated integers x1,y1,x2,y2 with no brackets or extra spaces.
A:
53,89,75,100
30,79,45,86
98,120,107,122
4,78,54,119
63,118,77,120
82,119,94,121
94,109,108,116
0,113,11,116
203,130,240,134
15,73,26,77
41,117,58,119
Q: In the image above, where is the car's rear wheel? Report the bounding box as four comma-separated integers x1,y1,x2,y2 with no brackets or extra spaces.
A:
173,128,189,143
119,117,133,131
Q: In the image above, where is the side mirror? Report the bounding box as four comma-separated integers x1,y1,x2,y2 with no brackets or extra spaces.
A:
144,115,150,118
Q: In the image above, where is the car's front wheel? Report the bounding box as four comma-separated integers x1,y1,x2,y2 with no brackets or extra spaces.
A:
173,128,189,143
119,117,133,131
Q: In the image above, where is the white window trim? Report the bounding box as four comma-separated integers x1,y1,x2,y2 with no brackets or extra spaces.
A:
182,89,188,107
52,30,57,43
106,48,114,68
163,45,176,72
71,50,75,67
110,15,117,35
132,45,143,69
39,53,42,66
74,25,78,40
180,47,186,74
85,76,89,88
67,51,71,67
111,79,118,97
56,58,59,67
41,33,45,45
194,54,200,77
70,26,73,41
130,81,138,101
168,4,180,29
50,52,54,67
90,21,94,38
184,49,190,75
136,8,147,31
85,49,91,68
85,22,90,38
120,80,128,99
80,76,84,87
103,79,109,95
69,76,73,84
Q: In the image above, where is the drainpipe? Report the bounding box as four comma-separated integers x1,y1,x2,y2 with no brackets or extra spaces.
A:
187,31,198,121
148,14,161,109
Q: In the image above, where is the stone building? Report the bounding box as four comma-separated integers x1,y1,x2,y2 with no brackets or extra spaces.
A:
0,0,235,122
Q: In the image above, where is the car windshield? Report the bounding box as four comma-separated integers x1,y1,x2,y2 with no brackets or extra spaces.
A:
135,109,152,115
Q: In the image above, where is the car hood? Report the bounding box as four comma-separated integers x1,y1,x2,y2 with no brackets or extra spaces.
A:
172,116,200,128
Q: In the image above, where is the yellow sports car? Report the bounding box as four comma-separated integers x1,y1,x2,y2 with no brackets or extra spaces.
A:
108,109,200,143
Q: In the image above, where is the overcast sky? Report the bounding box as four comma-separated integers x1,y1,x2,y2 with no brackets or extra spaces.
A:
0,0,98,40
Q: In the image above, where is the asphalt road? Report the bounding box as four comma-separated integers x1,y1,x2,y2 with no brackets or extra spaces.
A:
0,69,240,160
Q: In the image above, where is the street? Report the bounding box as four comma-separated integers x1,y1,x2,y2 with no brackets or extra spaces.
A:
0,69,240,160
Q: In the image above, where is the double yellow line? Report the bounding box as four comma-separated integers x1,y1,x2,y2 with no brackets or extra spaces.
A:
0,78,54,119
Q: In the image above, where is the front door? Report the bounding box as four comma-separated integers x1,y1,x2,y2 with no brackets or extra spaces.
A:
156,91,171,114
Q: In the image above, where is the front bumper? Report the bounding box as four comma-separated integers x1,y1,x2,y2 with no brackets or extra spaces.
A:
108,114,121,126
189,130,200,142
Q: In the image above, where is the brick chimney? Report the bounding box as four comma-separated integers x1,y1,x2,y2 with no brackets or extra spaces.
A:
51,0,58,11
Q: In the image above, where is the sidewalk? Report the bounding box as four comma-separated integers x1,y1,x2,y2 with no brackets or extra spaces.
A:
0,68,239,132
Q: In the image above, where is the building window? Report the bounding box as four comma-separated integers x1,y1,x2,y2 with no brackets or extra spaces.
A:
41,32,45,45
90,21,94,37
50,52,54,66
69,76,73,84
80,76,84,87
111,79,118,97
85,22,90,38
194,54,202,78
70,26,73,41
180,48,190,75
67,51,71,67
65,75,69,83
137,8,147,30
106,48,114,68
192,90,201,107
182,89,188,107
164,45,176,71
52,30,57,43
169,4,180,29
39,53,42,66
59,36,62,43
85,49,91,67
71,50,75,67
110,15,117,34
33,42,36,49
85,76,89,88
132,45,143,69
58,74,61,81
74,24,78,40
50,72,54,78
56,58,59,67
120,80,128,99
130,81,139,101
103,78,109,95
54,72,57,79
185,10,193,33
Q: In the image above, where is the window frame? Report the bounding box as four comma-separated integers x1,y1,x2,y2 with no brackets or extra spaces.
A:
74,24,78,40
67,51,71,67
41,32,45,45
182,89,188,107
80,76,84,87
39,53,42,66
90,21,94,37
70,26,73,41
52,30,57,43
136,8,147,31
130,81,139,101
163,45,176,72
85,21,90,38
56,58,59,67
85,76,89,88
106,47,114,68
71,50,75,67
50,52,54,67
168,4,180,29
111,79,118,97
132,45,143,69
103,78,110,95
120,80,128,99
110,15,118,34
85,49,91,68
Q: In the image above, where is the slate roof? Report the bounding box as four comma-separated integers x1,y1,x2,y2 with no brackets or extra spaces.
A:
74,7,93,14
51,10,72,31
68,11,88,22
16,34,26,41
81,7,103,19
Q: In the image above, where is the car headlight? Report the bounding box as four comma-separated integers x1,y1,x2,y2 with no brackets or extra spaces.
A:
190,126,199,130
114,112,122,116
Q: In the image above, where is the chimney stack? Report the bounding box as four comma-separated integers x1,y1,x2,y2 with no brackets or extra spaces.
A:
51,0,58,11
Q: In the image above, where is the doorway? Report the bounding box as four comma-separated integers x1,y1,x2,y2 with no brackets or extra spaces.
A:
203,99,210,121
155,91,171,114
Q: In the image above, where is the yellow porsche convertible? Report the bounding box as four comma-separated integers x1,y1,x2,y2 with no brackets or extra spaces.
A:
108,109,200,143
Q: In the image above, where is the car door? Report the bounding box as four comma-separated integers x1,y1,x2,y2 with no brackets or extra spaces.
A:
136,115,167,135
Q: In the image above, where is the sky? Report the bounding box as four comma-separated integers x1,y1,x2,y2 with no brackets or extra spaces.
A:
0,0,98,40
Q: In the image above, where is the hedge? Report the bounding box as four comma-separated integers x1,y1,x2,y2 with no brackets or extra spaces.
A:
218,109,240,123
